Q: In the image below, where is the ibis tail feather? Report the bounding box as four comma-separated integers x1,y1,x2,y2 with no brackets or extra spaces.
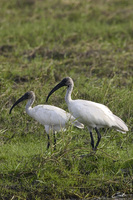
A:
113,114,128,133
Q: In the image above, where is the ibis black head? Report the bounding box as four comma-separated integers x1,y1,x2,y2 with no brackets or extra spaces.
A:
9,91,34,114
46,77,73,102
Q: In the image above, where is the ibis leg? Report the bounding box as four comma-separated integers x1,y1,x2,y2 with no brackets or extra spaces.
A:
90,131,94,149
53,132,56,150
47,134,50,149
94,127,101,150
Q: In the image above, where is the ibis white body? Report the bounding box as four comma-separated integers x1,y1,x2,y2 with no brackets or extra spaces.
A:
67,99,128,132
26,104,84,133
46,77,128,150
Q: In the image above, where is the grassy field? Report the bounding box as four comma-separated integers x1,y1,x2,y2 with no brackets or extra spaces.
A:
0,0,133,199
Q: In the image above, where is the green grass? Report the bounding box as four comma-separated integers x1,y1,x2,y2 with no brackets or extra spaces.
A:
0,0,133,199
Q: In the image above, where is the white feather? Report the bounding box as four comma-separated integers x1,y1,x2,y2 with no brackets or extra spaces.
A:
68,99,128,132
27,104,84,134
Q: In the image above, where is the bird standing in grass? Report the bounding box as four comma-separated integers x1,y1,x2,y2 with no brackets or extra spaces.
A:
9,91,84,149
46,77,128,150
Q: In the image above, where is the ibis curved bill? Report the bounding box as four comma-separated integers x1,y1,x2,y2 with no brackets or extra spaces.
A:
46,77,128,150
9,91,84,149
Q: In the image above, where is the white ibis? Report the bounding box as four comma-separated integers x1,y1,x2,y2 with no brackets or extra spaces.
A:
9,91,84,149
46,77,128,150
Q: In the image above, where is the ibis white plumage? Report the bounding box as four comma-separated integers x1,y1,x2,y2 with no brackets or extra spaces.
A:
46,77,128,150
9,91,84,149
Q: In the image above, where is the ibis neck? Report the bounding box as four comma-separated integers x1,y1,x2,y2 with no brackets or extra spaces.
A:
65,85,73,105
25,98,34,114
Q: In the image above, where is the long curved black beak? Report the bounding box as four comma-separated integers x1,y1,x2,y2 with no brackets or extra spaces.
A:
46,81,66,102
9,94,27,114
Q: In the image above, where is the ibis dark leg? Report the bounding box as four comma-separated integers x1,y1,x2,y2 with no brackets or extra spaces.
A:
94,127,101,150
90,131,94,149
53,132,56,150
47,134,50,149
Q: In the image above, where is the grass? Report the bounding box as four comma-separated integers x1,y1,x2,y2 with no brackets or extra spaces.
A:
0,0,133,199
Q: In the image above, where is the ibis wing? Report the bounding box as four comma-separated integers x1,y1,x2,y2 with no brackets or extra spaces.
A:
68,100,125,129
29,105,69,126
28,104,84,129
